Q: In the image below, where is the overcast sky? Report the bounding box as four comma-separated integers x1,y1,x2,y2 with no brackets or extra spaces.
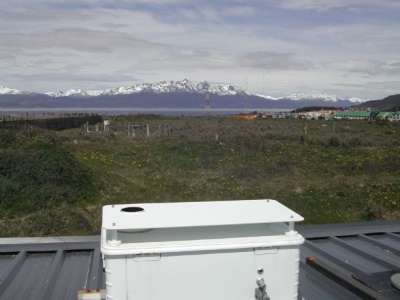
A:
1,0,399,99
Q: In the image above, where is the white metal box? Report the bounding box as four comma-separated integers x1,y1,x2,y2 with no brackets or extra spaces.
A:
101,199,304,300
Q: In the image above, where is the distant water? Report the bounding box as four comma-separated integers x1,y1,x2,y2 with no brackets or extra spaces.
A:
1,107,291,116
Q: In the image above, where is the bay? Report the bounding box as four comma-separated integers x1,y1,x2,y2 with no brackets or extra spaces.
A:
0,107,291,116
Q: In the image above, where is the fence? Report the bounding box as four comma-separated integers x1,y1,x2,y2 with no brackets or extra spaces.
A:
0,114,103,131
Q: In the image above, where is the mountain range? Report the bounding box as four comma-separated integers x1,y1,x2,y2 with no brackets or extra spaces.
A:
1,79,394,111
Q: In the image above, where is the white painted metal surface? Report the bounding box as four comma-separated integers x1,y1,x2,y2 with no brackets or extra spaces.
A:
101,199,304,300
102,199,303,229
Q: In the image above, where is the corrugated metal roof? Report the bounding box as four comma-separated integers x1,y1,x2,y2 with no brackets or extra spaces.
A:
335,111,372,118
0,237,104,300
377,112,395,118
1,221,399,300
299,221,400,300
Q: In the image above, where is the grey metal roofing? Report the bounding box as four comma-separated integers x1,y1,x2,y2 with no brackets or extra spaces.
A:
0,236,104,300
1,221,399,300
299,221,400,300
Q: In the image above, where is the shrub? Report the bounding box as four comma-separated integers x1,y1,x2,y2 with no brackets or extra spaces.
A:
1,204,94,237
0,137,93,215
25,206,93,236
348,137,362,147
328,136,341,147
362,200,383,221
0,130,16,147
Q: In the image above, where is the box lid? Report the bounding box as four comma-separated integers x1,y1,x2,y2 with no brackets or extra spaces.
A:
102,199,303,230
101,224,305,255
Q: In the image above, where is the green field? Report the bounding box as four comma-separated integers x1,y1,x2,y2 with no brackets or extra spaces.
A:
1,115,399,237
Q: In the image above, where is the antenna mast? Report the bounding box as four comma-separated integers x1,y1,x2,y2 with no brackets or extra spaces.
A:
263,72,265,95
204,91,210,117
245,76,249,113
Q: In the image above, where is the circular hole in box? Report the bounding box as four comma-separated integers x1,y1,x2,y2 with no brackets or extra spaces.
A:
121,206,145,213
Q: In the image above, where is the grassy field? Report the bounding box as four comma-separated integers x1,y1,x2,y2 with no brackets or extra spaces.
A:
1,115,399,237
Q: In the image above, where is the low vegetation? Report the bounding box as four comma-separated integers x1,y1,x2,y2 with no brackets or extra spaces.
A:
1,116,399,237
0,130,96,236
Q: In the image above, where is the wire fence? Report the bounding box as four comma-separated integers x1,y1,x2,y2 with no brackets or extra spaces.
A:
0,114,103,131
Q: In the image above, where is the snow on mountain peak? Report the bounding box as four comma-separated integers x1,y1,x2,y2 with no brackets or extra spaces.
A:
46,88,113,97
255,92,366,103
0,86,28,95
43,79,248,97
256,94,278,101
281,93,346,102
45,90,65,97
2,81,366,103
65,89,105,97
208,84,247,96
348,97,365,103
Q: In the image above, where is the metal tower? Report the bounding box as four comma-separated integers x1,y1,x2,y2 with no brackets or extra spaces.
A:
204,91,210,117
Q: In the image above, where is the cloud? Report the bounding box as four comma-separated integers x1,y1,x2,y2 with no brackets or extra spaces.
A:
236,51,313,70
7,71,137,92
0,26,308,73
332,80,400,99
1,29,165,53
222,6,255,17
272,0,400,12
126,48,313,72
323,59,400,75
1,0,399,98
11,72,134,83
0,9,88,22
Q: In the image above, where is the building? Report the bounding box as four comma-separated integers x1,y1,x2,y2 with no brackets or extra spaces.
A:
298,110,339,120
376,112,395,121
376,111,400,122
391,111,400,121
334,111,372,120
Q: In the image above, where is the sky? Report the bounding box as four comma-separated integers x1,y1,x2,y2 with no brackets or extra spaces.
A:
1,0,399,99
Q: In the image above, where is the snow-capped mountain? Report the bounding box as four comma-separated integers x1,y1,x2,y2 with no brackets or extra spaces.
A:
257,93,366,103
279,93,346,102
348,97,365,103
1,79,373,110
256,94,278,101
0,86,29,95
2,80,364,102
45,89,105,97
259,93,366,103
44,79,248,98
